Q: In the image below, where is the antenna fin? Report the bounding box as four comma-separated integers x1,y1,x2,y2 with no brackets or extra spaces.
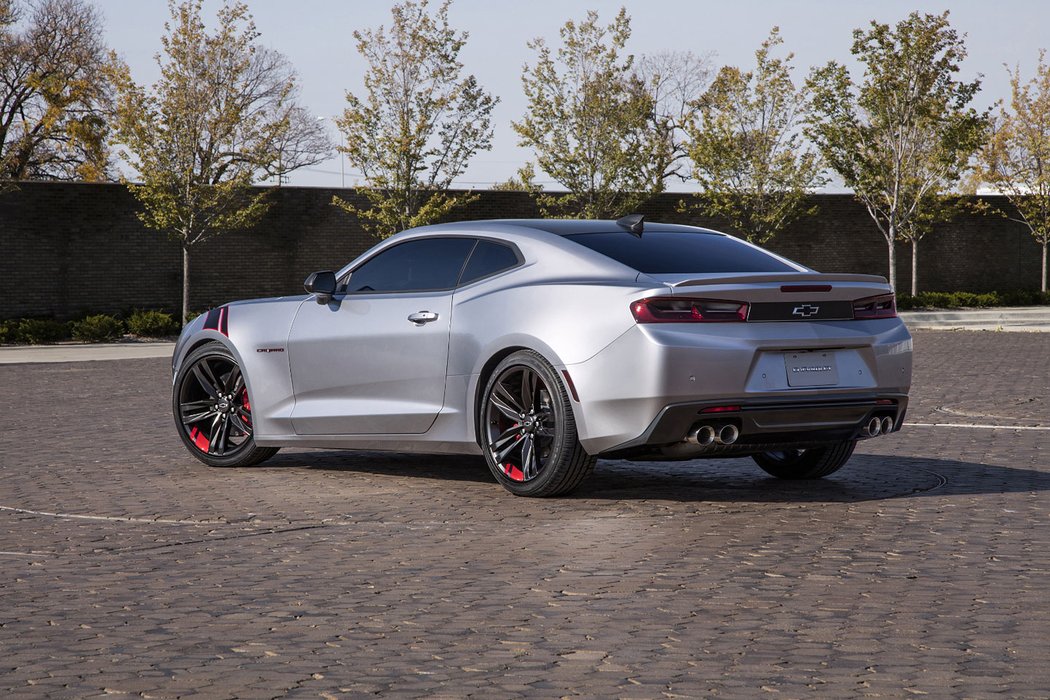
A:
616,214,644,236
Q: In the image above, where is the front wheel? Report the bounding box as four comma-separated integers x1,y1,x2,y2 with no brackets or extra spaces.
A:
173,342,279,468
752,440,857,480
480,351,595,497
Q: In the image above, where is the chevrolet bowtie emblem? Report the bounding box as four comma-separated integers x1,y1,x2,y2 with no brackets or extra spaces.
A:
792,304,820,318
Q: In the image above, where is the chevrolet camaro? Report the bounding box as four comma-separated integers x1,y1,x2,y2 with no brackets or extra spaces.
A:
171,216,912,497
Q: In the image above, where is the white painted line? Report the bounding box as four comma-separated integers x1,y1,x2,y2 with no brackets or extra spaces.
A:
0,551,46,557
905,422,1050,431
0,505,230,525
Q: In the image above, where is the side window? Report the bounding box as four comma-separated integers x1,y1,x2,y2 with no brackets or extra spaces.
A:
459,240,520,285
345,237,476,293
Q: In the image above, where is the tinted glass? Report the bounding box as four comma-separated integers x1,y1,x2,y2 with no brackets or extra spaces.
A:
346,237,476,293
565,231,798,274
459,240,520,284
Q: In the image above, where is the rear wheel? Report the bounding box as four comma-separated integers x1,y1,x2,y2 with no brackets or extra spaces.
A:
173,342,279,468
752,440,856,480
480,351,595,497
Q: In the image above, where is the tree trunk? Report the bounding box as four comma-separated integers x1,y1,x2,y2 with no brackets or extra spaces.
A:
1043,241,1047,294
182,246,190,325
911,238,918,296
886,225,897,292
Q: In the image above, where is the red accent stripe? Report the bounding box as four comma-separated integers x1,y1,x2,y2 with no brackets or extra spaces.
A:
219,306,229,336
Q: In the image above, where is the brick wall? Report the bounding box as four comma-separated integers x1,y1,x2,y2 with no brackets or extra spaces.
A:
0,182,1042,319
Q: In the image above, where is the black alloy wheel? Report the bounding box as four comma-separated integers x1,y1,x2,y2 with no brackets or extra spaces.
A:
173,342,278,467
481,350,594,497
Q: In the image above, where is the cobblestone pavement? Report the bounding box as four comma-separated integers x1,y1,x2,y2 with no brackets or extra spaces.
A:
1,330,1048,699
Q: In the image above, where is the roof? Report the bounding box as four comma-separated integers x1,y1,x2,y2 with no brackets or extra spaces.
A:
419,219,723,237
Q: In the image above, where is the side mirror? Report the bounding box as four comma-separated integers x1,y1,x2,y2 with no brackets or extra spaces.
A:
304,270,337,305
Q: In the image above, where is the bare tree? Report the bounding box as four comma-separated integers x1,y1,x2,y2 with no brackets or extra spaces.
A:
635,50,714,181
0,0,115,181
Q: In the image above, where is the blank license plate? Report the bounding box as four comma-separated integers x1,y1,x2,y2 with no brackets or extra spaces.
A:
784,352,839,387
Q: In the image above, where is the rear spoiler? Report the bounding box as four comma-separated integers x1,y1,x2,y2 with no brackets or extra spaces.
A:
665,273,889,287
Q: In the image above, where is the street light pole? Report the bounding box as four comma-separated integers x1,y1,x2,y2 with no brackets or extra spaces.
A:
318,115,345,189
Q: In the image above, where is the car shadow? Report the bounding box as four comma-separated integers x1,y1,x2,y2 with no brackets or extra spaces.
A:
261,450,1050,504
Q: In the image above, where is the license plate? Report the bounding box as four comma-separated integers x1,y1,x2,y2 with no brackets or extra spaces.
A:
784,351,839,387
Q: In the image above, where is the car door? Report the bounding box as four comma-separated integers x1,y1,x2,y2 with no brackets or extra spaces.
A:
287,236,477,435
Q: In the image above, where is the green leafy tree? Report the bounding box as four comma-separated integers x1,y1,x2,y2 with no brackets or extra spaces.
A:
975,52,1050,292
109,0,330,322
683,28,824,245
513,8,672,218
333,0,497,238
806,11,986,293
0,0,115,182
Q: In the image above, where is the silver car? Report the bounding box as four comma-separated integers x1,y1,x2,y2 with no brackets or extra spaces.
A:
172,217,912,497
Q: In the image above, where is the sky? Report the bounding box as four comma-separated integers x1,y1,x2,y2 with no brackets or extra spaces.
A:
86,0,1050,191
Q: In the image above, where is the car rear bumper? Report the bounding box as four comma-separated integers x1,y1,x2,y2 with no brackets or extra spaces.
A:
597,393,908,459
564,319,913,454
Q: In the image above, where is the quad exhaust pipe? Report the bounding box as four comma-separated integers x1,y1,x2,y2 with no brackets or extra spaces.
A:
687,423,739,446
681,412,896,449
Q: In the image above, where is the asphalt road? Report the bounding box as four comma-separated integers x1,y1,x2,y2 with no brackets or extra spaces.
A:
1,330,1048,698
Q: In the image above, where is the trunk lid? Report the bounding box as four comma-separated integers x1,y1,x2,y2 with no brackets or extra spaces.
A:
644,272,893,322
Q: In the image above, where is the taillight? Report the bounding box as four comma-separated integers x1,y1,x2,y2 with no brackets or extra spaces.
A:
853,293,897,319
631,297,749,323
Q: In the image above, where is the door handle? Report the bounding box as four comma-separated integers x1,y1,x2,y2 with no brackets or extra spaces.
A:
407,311,439,325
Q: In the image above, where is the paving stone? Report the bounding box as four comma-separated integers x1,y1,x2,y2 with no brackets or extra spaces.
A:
0,331,1048,696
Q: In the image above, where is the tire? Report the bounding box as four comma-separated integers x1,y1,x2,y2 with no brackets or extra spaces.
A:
752,440,857,480
173,341,279,468
480,350,595,497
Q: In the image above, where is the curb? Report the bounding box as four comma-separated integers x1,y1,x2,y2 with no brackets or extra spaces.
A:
900,306,1050,332
0,342,176,365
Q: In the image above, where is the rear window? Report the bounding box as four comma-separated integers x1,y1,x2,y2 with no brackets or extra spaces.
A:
565,231,798,274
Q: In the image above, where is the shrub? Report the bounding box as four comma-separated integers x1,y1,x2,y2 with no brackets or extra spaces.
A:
71,314,125,343
998,289,1050,306
127,310,180,337
0,319,16,344
897,290,1050,310
15,318,71,344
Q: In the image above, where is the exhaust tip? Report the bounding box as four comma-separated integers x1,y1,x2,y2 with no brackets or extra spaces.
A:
717,424,739,445
881,416,894,434
689,425,716,446
865,416,882,437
